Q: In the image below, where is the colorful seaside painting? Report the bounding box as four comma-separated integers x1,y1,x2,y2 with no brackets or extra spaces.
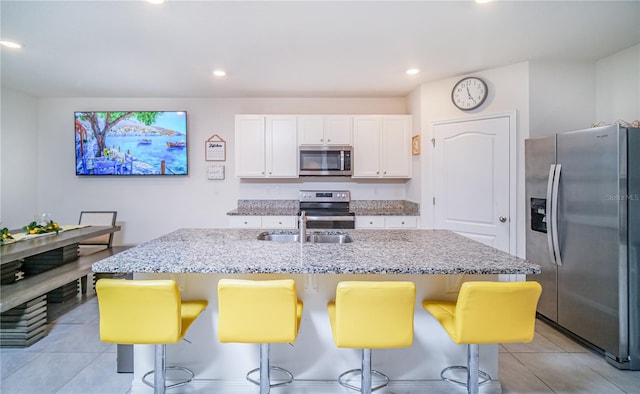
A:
75,111,188,176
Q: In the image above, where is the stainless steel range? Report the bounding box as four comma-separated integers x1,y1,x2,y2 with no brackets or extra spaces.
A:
299,190,355,229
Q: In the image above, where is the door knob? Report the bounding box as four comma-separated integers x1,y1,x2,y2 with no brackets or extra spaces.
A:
499,216,507,223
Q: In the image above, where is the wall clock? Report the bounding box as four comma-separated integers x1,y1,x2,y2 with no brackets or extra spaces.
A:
451,77,488,111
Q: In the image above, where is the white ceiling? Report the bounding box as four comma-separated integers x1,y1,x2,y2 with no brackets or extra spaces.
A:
1,1,639,98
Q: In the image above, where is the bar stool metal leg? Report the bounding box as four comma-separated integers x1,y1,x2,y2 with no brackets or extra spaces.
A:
468,344,480,394
246,343,294,393
260,343,270,394
337,349,389,393
439,344,491,394
362,349,372,394
142,344,196,394
155,344,166,394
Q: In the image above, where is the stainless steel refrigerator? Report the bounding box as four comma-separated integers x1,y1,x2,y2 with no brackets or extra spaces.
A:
525,124,639,370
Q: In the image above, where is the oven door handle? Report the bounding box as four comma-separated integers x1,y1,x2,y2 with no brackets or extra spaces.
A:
305,216,355,221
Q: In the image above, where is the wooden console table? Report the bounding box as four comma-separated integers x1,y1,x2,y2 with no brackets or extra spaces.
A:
0,225,122,346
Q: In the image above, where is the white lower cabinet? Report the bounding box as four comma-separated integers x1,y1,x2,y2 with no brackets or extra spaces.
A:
356,216,418,229
229,216,296,229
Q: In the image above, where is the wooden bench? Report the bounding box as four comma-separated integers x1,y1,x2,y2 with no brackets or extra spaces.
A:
0,246,130,313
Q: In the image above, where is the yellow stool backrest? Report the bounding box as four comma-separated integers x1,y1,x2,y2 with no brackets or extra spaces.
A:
217,279,302,344
329,281,415,349
96,279,183,345
454,281,542,344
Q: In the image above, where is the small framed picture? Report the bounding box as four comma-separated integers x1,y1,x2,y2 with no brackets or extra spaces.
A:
205,134,226,161
412,135,421,155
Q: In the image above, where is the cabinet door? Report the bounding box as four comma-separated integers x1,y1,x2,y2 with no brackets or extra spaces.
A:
235,115,266,177
266,116,298,178
298,116,325,145
382,116,411,178
324,115,352,145
352,116,382,177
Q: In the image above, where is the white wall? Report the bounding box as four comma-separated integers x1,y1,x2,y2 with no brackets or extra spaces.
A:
529,61,596,137
25,97,406,245
415,62,530,257
405,88,422,205
596,44,640,123
0,88,39,228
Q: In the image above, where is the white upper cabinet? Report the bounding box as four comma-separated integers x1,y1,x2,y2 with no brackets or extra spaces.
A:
298,115,352,145
381,116,412,177
352,116,382,177
235,115,298,178
352,115,412,178
266,116,298,177
235,115,266,177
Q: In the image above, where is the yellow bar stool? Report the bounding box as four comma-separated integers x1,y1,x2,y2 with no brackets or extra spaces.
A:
217,279,303,394
423,281,542,394
327,281,416,394
95,279,208,394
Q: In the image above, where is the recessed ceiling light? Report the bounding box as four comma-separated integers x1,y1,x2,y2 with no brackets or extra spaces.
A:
146,0,166,4
0,40,22,49
476,0,492,4
406,68,420,75
213,70,227,77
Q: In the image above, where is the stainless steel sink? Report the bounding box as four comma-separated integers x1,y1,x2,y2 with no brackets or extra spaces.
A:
257,232,353,243
256,233,301,242
307,234,353,243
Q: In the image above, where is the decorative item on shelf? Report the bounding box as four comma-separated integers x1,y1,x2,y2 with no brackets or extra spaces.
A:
205,134,226,161
1,227,14,244
412,135,421,155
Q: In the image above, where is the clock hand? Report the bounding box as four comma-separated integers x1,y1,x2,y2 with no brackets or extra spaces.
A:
466,86,476,103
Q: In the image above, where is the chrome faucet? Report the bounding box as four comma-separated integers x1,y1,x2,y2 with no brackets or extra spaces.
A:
299,211,307,243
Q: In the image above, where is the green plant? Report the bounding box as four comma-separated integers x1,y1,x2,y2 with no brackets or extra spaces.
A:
24,220,60,235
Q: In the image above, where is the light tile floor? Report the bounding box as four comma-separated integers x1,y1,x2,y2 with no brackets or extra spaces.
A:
1,294,639,394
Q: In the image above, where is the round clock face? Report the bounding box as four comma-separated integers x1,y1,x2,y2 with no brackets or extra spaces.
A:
451,77,488,111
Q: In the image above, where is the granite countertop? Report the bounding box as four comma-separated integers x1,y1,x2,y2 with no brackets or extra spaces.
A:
227,199,420,216
92,229,540,275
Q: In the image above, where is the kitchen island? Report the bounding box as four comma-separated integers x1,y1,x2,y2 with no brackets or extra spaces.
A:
93,229,539,393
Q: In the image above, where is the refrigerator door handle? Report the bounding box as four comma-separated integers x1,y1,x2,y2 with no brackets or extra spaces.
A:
551,164,563,266
546,164,558,265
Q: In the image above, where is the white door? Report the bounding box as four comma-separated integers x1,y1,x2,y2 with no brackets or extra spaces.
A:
433,115,512,252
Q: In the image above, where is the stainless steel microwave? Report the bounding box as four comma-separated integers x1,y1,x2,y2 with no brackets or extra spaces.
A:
299,145,352,176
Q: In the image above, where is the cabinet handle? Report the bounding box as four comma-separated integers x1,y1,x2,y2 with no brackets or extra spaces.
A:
278,221,282,225
384,171,387,175
376,171,379,175
401,221,405,225
327,139,331,142
244,221,248,225
320,138,324,142
369,221,373,225
261,171,265,175
269,171,272,175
